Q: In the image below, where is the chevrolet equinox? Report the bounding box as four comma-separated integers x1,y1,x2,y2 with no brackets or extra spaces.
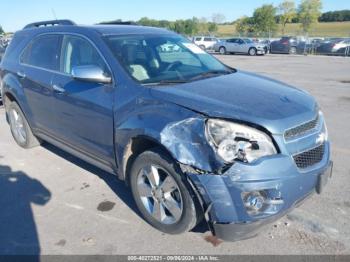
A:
0,20,333,241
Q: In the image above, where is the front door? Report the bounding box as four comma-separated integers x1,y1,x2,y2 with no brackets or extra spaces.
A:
51,35,115,165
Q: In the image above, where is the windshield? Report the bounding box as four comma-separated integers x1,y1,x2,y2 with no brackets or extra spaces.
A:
104,34,232,85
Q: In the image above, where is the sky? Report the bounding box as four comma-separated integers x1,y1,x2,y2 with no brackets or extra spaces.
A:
1,0,349,32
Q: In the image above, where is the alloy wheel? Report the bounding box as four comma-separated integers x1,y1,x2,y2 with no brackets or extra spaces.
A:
249,48,256,56
9,108,27,144
219,47,226,55
136,165,183,225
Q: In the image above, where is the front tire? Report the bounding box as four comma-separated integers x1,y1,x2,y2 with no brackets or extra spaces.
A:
219,46,226,55
7,101,41,148
289,46,297,54
248,47,257,56
130,148,198,234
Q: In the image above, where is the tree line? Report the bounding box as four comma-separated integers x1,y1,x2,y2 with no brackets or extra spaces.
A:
101,14,225,36
100,0,349,37
319,10,350,22
235,0,324,37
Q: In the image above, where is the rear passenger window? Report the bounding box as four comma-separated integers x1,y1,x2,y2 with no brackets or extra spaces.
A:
21,35,61,71
61,35,107,75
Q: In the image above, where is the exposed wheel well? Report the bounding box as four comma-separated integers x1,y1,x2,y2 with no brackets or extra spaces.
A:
123,136,174,185
4,92,17,107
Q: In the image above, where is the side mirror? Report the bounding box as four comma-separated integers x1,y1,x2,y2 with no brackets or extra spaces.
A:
72,65,112,84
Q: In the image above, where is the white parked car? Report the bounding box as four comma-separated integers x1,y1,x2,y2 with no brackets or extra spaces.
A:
192,36,218,50
160,43,181,52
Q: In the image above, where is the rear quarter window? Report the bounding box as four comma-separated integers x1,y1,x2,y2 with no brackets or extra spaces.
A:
21,34,62,71
1,34,27,64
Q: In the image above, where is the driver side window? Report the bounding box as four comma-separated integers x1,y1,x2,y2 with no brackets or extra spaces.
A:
61,35,107,75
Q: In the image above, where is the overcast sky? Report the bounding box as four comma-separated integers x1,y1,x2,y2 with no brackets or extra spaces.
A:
1,0,349,32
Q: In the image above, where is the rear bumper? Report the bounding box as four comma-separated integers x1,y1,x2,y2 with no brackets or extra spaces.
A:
187,141,332,241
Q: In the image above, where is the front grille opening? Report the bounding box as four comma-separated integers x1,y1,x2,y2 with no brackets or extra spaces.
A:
293,143,325,169
285,116,319,140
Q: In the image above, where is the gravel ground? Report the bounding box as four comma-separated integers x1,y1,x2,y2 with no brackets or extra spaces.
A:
0,54,349,255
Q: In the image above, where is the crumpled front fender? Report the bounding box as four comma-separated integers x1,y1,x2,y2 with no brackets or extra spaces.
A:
114,100,224,180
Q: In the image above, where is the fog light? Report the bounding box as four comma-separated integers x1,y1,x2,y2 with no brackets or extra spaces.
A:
242,191,267,214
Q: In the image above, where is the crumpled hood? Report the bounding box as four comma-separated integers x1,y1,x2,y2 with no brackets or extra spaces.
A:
150,71,317,134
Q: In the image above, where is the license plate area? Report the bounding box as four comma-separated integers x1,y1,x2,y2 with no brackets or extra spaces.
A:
316,161,333,194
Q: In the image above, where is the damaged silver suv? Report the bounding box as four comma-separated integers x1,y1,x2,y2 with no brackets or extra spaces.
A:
1,20,332,241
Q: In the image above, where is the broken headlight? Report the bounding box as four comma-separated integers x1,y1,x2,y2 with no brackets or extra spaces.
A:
206,119,277,163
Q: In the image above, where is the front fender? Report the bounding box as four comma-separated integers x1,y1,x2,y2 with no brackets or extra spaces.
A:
114,100,224,178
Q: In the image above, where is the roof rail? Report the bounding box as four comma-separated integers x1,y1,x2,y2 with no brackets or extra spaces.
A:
23,20,76,30
99,21,138,25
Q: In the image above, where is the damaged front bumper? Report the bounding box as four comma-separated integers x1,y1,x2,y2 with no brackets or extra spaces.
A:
186,142,332,242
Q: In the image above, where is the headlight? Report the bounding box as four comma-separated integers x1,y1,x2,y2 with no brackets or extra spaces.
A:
206,119,277,163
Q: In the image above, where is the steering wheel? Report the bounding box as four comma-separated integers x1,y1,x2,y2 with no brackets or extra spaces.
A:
165,61,183,72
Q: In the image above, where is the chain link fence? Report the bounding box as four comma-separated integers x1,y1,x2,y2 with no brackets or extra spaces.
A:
217,30,350,57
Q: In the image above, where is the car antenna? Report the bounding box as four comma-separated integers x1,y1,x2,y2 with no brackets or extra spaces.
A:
51,8,58,21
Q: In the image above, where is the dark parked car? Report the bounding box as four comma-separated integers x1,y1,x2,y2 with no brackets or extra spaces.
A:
0,20,332,241
316,38,350,56
0,45,6,62
270,36,299,54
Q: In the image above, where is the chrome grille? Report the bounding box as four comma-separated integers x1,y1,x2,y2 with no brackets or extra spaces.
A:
284,116,319,140
293,143,325,169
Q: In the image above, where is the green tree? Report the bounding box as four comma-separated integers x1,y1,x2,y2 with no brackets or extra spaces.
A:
208,22,218,33
172,18,200,35
197,17,209,34
0,26,4,35
235,16,253,36
252,4,278,36
279,1,296,35
298,0,322,33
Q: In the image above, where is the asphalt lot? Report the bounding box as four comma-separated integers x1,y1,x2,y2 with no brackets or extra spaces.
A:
0,54,349,255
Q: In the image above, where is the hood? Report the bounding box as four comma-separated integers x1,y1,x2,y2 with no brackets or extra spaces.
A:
150,71,317,135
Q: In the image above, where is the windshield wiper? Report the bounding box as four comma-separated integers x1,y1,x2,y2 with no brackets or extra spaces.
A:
142,79,189,86
189,70,233,81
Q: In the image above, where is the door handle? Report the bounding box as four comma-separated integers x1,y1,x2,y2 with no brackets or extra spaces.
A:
52,84,65,94
17,71,26,79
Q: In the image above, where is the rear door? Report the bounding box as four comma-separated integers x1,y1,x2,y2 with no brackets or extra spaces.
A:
226,39,237,52
19,34,62,133
237,39,247,53
51,34,115,165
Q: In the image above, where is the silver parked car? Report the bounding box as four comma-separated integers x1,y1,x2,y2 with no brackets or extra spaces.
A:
214,38,266,56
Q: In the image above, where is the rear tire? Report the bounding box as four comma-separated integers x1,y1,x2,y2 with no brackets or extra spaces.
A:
130,148,199,234
199,45,206,50
7,101,41,148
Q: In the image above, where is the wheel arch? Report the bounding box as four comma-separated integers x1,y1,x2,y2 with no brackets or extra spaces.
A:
121,135,177,185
